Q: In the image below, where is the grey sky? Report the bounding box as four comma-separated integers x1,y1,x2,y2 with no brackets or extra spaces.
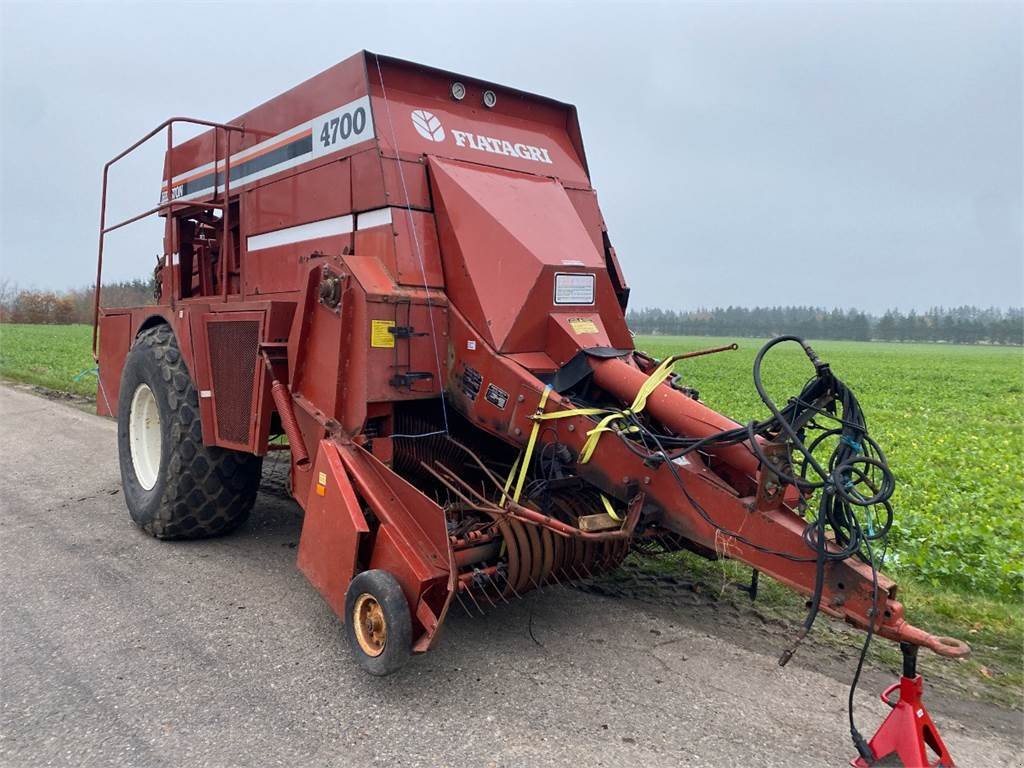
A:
1,0,1021,314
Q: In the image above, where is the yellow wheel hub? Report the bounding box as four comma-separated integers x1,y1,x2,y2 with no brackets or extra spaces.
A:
353,593,387,657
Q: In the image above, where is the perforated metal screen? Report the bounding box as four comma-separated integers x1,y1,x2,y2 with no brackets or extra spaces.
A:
207,320,260,446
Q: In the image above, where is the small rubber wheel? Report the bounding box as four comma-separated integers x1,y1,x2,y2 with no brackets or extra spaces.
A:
343,569,412,676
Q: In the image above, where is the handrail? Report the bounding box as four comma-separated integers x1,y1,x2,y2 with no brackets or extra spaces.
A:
92,117,245,361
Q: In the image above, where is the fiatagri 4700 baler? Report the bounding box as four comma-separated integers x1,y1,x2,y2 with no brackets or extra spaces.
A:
94,52,970,766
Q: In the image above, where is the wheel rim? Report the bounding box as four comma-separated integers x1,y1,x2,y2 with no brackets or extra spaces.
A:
128,383,161,491
353,593,387,657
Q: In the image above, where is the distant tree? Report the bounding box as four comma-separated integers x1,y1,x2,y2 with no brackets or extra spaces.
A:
0,278,16,323
626,304,1021,346
0,278,155,325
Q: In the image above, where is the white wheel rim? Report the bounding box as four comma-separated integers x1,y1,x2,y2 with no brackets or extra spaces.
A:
128,383,162,491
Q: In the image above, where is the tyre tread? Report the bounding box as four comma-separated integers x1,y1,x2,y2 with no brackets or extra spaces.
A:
127,324,261,539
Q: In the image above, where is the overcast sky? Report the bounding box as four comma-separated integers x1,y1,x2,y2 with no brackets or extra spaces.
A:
1,1,1020,313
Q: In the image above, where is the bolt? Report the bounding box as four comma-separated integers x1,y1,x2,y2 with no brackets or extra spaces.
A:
514,427,522,436
567,424,575,432
622,476,630,484
517,394,525,403
643,476,651,485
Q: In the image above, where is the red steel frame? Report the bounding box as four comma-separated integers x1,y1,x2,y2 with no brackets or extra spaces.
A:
93,52,971,766
92,117,244,360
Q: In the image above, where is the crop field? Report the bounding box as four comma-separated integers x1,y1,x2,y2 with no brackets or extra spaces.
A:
0,323,96,397
637,335,1023,601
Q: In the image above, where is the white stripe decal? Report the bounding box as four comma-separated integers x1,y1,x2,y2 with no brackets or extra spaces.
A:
247,215,354,252
162,94,374,201
169,120,314,185
357,207,393,229
176,152,314,204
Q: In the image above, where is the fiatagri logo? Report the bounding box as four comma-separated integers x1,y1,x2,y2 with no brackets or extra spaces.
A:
409,109,553,164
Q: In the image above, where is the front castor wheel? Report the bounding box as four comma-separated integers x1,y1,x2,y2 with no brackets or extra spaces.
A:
344,569,412,676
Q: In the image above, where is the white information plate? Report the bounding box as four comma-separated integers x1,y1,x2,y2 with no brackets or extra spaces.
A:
554,272,595,305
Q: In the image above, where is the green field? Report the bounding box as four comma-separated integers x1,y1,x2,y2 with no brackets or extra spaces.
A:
0,323,96,397
636,335,1024,601
1,324,1021,695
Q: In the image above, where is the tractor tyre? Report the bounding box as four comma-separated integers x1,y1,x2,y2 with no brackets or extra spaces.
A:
116,323,262,539
344,569,413,676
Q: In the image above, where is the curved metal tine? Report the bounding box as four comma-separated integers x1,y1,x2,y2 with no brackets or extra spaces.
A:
434,462,502,512
421,463,483,510
442,435,507,493
545,568,563,587
577,558,596,580
483,573,510,604
425,465,507,523
454,591,474,617
464,587,487,616
504,577,523,600
477,581,497,608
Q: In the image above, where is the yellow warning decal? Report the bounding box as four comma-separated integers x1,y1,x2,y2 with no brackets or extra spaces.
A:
568,317,599,335
318,471,327,485
371,319,396,348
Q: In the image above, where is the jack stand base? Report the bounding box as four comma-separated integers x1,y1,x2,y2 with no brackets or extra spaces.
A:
851,644,955,767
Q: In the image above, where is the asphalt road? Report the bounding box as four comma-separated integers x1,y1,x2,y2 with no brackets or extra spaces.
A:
1,384,1019,767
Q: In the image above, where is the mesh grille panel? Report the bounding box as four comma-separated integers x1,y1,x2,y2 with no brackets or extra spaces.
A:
208,320,259,445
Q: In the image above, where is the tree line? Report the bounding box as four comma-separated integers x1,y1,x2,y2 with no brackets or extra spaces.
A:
2,281,1021,346
627,305,1023,346
0,279,155,325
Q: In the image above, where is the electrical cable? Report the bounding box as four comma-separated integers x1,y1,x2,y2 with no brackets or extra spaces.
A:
603,335,892,758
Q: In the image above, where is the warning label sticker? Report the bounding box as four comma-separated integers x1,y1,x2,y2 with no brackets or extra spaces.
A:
463,365,482,401
554,272,595,305
568,318,599,335
371,319,395,348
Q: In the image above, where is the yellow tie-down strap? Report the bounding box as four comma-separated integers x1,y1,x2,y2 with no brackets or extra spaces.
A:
509,354,682,502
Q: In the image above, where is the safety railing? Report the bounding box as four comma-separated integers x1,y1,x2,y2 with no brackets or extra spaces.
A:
92,117,245,360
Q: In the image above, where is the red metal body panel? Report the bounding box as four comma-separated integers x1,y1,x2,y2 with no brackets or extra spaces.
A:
368,57,590,188
163,55,370,201
297,440,370,616
94,57,966,750
338,443,453,651
429,156,631,355
96,313,131,416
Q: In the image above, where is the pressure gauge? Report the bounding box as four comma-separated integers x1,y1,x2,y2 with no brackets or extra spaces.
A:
450,82,466,101
482,90,497,109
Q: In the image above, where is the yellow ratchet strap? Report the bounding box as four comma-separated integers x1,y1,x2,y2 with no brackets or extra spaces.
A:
513,354,683,491
500,454,520,507
579,354,681,464
629,354,680,412
513,385,552,503
600,493,622,522
579,411,637,464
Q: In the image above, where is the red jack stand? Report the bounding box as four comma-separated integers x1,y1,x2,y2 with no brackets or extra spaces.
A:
852,643,955,767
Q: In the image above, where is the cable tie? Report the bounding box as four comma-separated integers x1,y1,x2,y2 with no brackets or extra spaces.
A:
840,435,863,453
